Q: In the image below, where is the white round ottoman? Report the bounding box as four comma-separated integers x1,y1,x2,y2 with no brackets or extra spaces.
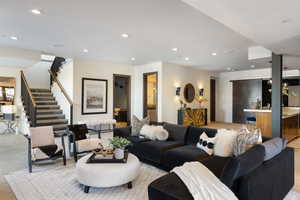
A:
76,153,141,193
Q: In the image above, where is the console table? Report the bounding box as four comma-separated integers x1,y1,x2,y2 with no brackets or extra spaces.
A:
178,108,207,126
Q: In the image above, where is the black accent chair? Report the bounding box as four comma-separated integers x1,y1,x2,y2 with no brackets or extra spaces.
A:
26,126,66,173
67,124,101,162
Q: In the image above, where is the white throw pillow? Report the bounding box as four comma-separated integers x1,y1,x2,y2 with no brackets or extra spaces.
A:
214,129,238,157
140,125,157,140
155,126,169,141
140,125,169,141
196,132,216,156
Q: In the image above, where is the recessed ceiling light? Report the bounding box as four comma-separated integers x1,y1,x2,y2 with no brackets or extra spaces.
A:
31,9,41,15
250,65,255,68
185,57,190,61
172,48,178,52
10,36,18,40
121,33,129,38
212,52,217,56
227,67,232,71
131,57,136,61
83,49,88,53
53,44,64,48
281,19,292,24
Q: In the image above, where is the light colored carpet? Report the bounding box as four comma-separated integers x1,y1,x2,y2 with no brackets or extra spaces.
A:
5,161,300,200
5,162,166,200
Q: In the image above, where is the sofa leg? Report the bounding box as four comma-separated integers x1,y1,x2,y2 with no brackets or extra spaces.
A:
84,186,90,193
127,182,132,189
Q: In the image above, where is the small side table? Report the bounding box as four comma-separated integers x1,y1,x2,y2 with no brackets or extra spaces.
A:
0,119,16,134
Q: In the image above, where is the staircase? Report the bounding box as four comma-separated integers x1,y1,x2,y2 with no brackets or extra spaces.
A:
30,88,68,135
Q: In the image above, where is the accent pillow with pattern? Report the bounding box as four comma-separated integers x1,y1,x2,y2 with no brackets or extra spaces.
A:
196,132,216,155
233,128,262,157
131,115,150,136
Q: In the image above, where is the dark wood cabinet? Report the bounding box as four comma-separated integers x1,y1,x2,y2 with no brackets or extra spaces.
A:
232,80,262,123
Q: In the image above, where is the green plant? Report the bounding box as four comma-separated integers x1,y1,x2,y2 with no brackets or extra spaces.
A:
110,137,131,149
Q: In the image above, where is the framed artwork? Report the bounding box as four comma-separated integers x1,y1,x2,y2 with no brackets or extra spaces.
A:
82,78,108,115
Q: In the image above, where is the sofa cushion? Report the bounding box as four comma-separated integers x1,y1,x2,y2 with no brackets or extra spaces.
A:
127,136,151,144
134,141,183,163
148,172,193,200
162,145,210,170
163,123,188,142
185,126,217,145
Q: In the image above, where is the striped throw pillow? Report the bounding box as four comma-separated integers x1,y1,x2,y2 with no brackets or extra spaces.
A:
233,128,262,157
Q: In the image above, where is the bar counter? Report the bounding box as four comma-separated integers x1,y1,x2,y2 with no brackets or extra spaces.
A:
244,107,300,140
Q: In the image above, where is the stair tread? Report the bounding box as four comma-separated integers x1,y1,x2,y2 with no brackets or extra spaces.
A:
36,119,68,123
36,114,65,118
37,109,62,113
36,105,59,108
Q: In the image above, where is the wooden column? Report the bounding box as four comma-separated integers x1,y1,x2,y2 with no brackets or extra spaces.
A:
271,53,283,138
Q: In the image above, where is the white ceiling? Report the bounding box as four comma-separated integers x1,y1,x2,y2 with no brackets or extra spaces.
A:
182,0,300,69
1,0,300,71
0,0,267,71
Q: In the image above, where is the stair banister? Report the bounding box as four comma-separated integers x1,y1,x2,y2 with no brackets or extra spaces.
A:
20,70,37,127
48,69,73,125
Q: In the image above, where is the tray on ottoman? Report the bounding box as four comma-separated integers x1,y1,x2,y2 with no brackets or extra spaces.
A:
86,151,128,164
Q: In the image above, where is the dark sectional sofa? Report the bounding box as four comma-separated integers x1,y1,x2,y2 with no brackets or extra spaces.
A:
113,122,294,200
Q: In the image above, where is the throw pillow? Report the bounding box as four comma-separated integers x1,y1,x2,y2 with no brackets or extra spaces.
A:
131,115,149,136
140,125,169,141
140,125,157,140
233,128,262,157
196,132,216,155
262,137,286,161
214,129,238,157
155,126,169,141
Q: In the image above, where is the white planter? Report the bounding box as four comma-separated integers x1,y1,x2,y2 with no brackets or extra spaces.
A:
114,148,125,159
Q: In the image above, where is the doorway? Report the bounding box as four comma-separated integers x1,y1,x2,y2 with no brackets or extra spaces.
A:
113,74,131,127
143,72,158,122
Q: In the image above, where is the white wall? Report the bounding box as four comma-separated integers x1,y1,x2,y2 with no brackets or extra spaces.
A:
73,59,134,123
162,63,215,124
23,61,51,89
216,68,300,123
51,59,74,123
133,62,163,121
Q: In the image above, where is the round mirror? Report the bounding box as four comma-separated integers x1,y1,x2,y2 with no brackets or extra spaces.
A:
183,83,195,103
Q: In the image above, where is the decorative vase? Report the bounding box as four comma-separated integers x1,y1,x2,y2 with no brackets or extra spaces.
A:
114,148,124,159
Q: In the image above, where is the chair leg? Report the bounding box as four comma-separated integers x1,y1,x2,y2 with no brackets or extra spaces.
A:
28,139,32,173
63,151,67,166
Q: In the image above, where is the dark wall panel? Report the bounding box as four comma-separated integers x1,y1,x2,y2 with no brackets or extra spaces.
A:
232,79,262,123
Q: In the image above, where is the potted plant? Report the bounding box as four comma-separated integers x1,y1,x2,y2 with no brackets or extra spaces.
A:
110,137,131,159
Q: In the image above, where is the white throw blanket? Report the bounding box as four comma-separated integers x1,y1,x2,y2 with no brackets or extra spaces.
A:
172,162,238,200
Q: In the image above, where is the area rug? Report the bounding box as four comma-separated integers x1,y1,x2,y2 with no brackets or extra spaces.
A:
5,163,166,200
5,163,300,200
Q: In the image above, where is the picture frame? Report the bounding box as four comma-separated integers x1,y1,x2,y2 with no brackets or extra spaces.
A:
82,78,108,115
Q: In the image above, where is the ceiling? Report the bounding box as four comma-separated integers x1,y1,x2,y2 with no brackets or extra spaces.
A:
182,0,300,69
0,0,299,71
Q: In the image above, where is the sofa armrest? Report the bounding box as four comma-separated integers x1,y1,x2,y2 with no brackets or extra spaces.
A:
113,126,132,138
221,144,265,187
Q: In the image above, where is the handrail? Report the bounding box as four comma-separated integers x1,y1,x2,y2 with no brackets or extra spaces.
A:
48,69,73,105
20,71,36,107
48,69,73,125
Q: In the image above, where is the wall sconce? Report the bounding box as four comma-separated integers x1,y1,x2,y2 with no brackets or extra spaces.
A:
176,87,181,96
199,88,204,96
